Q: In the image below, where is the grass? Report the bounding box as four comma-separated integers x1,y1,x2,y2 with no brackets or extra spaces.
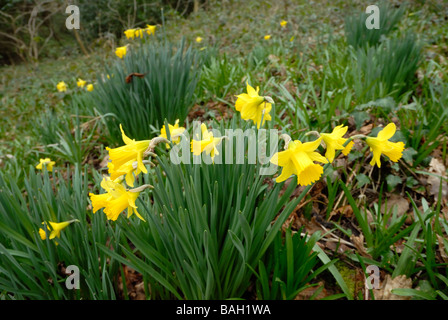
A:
1,0,448,300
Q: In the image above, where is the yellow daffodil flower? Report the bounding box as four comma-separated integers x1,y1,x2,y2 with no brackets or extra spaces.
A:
86,84,94,92
191,123,224,163
235,82,272,128
159,119,186,149
39,220,78,241
56,81,67,92
36,158,56,172
115,46,127,59
134,29,144,38
280,20,288,27
77,78,87,88
264,35,271,40
89,177,144,221
270,137,328,186
108,160,141,187
145,25,156,35
320,125,354,162
366,123,405,168
124,29,136,39
106,124,151,175
196,36,203,43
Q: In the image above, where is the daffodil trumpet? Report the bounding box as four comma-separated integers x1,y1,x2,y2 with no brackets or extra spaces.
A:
235,83,273,128
270,137,328,186
89,177,148,221
365,123,405,168
44,219,80,228
40,219,79,241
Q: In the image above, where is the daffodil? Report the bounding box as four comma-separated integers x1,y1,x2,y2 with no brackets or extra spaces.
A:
235,82,272,128
108,160,141,187
86,84,94,92
36,158,56,172
280,20,288,27
196,36,203,43
124,29,138,39
39,220,78,241
145,25,156,35
159,119,186,149
264,35,271,40
106,124,150,175
134,29,144,38
56,81,67,92
77,78,87,88
320,125,354,162
89,177,145,221
115,46,127,59
270,137,328,186
191,123,224,163
366,123,405,168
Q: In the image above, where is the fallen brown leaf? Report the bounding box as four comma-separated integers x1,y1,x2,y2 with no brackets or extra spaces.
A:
381,194,410,217
295,281,327,300
436,235,448,263
373,275,412,300
99,154,109,169
351,234,372,259
427,158,448,198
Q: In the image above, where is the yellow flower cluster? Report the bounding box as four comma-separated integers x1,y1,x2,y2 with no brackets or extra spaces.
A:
124,25,156,40
84,76,405,221
233,83,404,186
89,120,187,222
89,125,153,221
268,123,404,186
77,78,94,91
36,158,56,172
116,25,157,59
56,79,94,92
